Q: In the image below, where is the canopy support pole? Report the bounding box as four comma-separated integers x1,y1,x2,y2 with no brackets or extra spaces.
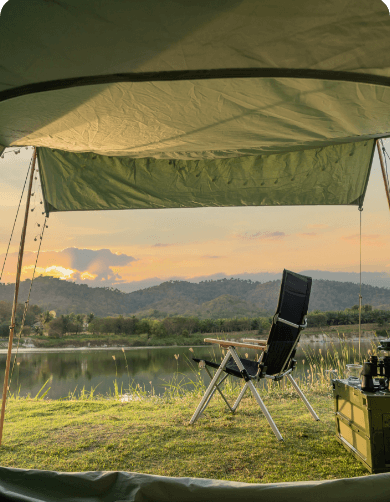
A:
376,139,390,213
0,148,36,447
358,207,363,360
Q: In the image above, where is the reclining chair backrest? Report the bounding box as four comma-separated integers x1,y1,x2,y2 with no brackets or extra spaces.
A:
260,270,312,377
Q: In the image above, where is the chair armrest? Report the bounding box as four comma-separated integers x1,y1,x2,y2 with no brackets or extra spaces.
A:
204,338,266,350
241,338,267,345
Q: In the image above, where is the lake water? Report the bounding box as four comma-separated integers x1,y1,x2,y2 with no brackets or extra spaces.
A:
0,340,377,400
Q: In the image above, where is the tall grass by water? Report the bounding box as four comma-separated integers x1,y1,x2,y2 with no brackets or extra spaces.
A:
6,334,379,402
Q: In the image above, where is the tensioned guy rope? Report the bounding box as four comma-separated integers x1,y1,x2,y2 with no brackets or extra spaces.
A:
0,148,36,447
0,153,33,282
7,216,48,397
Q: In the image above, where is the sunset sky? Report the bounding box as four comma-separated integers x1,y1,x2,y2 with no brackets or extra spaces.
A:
1,143,390,291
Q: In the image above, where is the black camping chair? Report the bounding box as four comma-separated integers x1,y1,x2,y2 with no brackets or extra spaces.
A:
190,269,319,442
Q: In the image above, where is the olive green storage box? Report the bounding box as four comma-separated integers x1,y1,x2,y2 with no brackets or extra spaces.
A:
334,379,390,473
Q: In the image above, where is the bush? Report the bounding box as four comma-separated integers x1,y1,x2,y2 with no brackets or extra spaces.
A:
135,318,151,336
307,313,328,328
33,325,43,336
47,318,65,337
258,317,272,335
150,320,167,337
88,318,101,334
162,316,200,336
223,318,251,332
0,321,9,337
47,315,80,337
21,326,31,336
86,316,140,336
198,318,216,333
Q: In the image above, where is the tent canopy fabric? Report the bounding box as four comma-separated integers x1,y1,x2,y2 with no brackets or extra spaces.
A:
38,141,374,212
0,0,389,211
1,0,390,157
0,2,389,497
1,467,390,502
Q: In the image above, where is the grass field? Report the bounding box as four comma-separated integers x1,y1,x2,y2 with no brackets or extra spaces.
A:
0,382,369,483
0,333,379,482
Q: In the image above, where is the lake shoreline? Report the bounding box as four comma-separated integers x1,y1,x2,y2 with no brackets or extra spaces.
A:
0,345,206,353
0,324,384,353
0,334,380,353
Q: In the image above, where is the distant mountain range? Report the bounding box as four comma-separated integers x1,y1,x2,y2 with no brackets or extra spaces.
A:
1,275,390,319
115,270,390,293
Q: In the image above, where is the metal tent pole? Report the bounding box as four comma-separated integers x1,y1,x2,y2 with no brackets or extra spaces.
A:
358,207,363,360
0,148,36,447
376,139,390,212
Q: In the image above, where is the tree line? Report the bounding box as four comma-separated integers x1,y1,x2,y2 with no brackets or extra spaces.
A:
307,305,390,327
1,299,389,339
46,314,267,338
43,305,390,338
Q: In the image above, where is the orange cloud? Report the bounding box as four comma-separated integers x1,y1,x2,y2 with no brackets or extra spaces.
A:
11,248,137,285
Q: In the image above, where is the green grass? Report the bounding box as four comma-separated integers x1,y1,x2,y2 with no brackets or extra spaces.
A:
0,386,368,482
0,335,379,481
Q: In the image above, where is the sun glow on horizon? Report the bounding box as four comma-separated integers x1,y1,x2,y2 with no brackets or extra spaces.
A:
80,271,98,281
44,265,74,280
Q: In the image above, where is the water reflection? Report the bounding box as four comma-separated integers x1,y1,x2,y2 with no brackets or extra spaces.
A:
0,340,376,400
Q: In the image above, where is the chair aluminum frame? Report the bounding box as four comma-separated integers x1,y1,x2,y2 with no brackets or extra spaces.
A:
189,342,319,442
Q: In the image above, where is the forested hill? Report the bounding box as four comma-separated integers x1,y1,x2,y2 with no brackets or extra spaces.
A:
0,276,390,318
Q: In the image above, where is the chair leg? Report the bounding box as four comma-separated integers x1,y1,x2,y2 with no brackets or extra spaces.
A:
189,351,232,425
247,381,284,442
229,348,284,442
198,372,232,417
232,381,249,412
204,368,233,413
286,373,320,421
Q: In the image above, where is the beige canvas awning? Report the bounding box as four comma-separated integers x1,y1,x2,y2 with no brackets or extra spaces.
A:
0,0,389,210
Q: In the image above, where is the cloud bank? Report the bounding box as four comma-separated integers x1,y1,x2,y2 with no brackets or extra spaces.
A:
20,247,137,284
